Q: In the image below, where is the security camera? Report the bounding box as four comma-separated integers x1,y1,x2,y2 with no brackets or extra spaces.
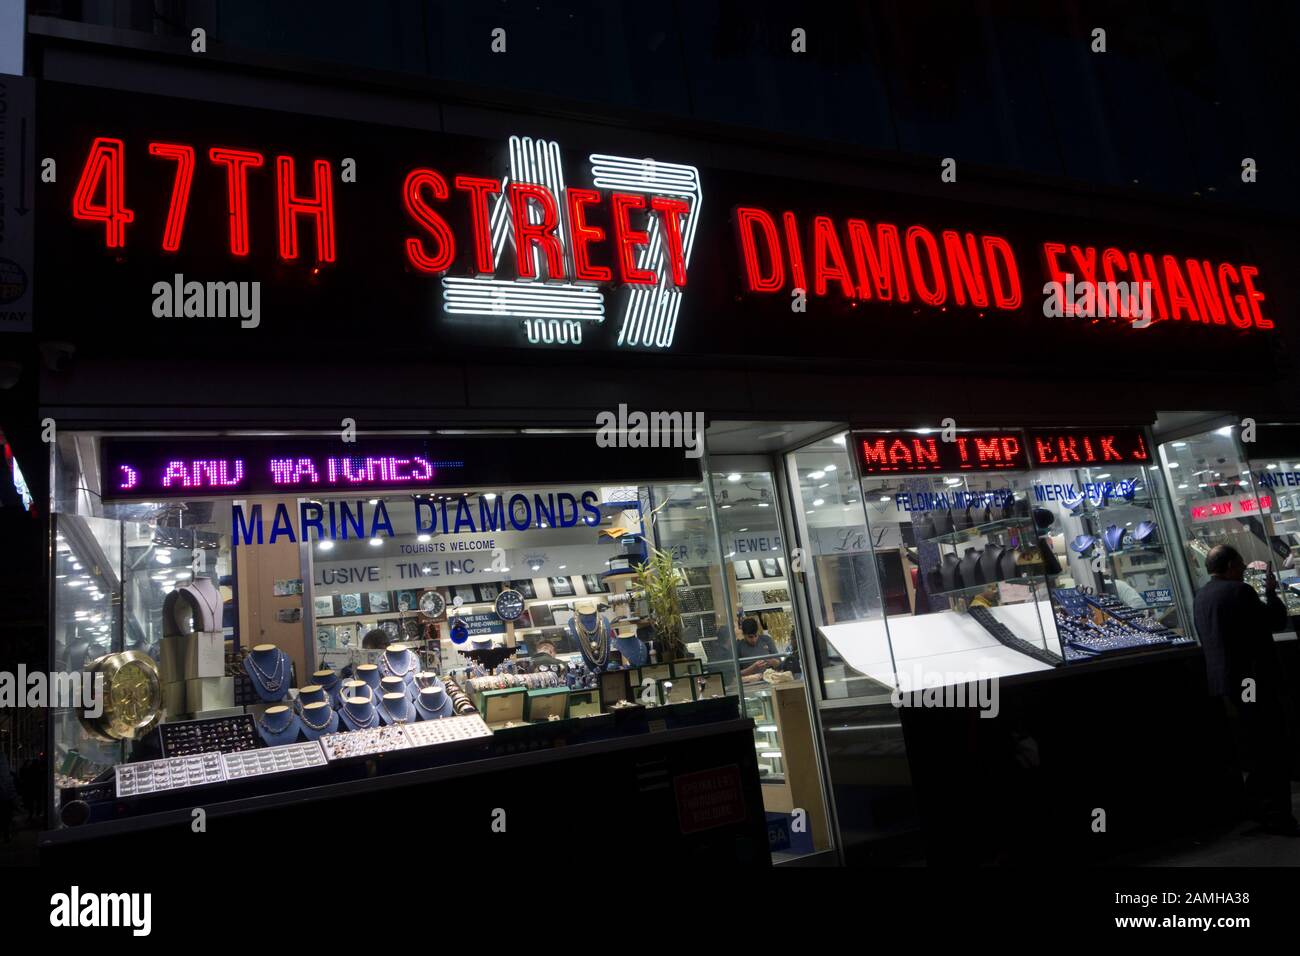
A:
39,340,76,372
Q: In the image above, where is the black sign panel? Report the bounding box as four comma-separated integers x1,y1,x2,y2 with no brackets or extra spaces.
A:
1027,427,1153,466
101,435,699,500
35,81,1280,379
855,430,1028,474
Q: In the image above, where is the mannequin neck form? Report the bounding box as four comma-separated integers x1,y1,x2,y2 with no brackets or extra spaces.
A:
379,677,405,700
380,692,413,724
341,695,378,729
383,647,414,673
251,644,280,663
356,664,381,691
340,679,371,704
414,686,448,719
298,684,327,707
299,701,337,735
257,704,298,743
313,669,339,690
415,671,439,688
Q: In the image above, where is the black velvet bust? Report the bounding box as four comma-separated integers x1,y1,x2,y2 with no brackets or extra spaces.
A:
939,553,961,591
958,549,981,589
978,546,1004,584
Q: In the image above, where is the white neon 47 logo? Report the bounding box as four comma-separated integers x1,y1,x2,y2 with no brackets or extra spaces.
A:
440,136,702,349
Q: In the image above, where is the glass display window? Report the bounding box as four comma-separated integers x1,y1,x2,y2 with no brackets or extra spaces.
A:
1164,421,1299,621
47,431,738,828
790,425,1197,702
1160,424,1277,600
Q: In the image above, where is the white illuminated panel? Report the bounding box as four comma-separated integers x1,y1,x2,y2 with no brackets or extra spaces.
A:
589,154,702,350
440,138,702,349
443,136,605,326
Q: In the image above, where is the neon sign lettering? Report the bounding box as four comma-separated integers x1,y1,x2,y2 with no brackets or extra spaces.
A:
1028,428,1151,466
856,431,1027,474
110,449,463,496
1189,494,1273,522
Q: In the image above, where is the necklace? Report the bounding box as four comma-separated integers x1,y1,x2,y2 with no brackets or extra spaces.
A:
415,689,446,716
299,704,334,731
381,696,413,724
380,649,416,679
257,709,295,736
572,613,609,670
246,650,286,692
342,702,377,729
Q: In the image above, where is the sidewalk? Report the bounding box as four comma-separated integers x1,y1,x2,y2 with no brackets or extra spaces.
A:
1115,783,1300,866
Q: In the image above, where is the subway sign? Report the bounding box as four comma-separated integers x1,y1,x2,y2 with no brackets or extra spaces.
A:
37,82,1280,372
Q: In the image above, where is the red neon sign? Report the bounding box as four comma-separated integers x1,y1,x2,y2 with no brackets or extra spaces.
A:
1028,428,1151,467
69,137,692,288
735,207,1023,312
855,431,1028,474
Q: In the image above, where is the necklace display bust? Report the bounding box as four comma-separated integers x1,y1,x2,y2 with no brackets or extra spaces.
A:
299,700,339,738
339,695,379,731
313,669,342,707
243,644,290,702
379,692,415,725
413,684,454,720
255,704,301,745
569,599,610,671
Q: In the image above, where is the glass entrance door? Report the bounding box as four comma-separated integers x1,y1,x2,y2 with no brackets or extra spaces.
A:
707,460,834,861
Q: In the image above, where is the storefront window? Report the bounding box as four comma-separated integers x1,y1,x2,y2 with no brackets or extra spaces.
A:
1245,438,1300,620
1162,424,1283,609
793,425,1195,701
785,431,892,702
47,432,739,828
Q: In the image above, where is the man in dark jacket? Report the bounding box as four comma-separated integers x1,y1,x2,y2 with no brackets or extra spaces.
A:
1193,544,1296,834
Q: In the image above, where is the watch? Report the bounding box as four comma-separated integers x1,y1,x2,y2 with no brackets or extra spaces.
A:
79,651,163,742
494,589,525,622
418,590,446,618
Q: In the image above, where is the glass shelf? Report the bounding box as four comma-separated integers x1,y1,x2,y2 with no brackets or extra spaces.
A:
924,516,1035,546
931,575,1041,599
1069,497,1158,517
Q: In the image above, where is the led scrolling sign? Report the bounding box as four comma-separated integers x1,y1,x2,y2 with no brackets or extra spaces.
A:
855,427,1153,475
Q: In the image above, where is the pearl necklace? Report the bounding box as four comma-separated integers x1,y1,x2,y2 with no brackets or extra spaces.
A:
380,696,413,724
380,650,416,679
247,651,286,692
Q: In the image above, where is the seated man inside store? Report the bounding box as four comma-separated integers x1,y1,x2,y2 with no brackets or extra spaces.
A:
529,637,563,670
737,617,781,677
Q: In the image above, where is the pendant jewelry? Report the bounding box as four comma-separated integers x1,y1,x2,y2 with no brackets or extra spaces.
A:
573,613,609,670
246,650,287,692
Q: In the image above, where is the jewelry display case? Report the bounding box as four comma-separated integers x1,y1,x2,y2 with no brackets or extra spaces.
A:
46,436,749,837
807,426,1198,695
